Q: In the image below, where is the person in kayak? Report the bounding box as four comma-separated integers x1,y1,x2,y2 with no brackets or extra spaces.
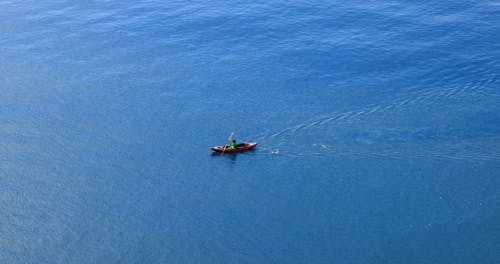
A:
230,139,238,149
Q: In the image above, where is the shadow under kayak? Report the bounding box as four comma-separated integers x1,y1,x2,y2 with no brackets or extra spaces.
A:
211,142,257,153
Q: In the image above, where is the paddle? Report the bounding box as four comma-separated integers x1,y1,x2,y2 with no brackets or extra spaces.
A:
222,132,234,155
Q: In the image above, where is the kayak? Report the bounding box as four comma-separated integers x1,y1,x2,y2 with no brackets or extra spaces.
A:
211,142,257,153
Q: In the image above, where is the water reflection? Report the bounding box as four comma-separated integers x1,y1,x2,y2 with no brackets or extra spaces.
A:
210,152,238,162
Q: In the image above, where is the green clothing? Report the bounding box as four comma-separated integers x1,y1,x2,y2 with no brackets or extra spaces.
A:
230,142,238,149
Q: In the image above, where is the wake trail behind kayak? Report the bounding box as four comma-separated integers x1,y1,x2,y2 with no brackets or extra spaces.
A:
252,79,500,161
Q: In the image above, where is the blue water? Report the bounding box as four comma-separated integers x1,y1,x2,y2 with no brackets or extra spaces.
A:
1,0,500,263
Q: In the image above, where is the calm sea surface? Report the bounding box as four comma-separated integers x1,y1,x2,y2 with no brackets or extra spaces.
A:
1,0,500,263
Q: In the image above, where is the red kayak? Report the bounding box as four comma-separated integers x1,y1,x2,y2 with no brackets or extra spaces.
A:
211,142,257,153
